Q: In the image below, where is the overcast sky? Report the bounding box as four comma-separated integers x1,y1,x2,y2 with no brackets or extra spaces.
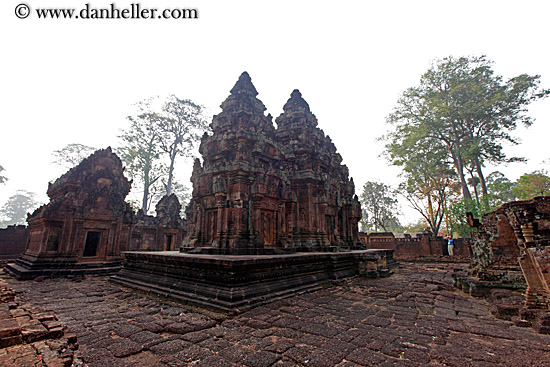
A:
1,0,549,224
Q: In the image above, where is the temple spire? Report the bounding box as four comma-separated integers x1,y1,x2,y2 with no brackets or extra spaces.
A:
229,71,258,97
282,89,311,113
275,89,318,129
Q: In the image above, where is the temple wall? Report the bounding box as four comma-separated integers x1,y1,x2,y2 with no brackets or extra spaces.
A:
0,225,28,260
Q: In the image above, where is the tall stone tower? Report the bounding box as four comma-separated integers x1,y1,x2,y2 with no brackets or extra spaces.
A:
184,72,361,253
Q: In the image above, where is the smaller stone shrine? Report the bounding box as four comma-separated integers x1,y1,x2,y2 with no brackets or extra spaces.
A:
5,148,135,279
130,194,186,251
455,196,550,310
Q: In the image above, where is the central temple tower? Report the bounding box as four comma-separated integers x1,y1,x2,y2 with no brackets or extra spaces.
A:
184,72,361,252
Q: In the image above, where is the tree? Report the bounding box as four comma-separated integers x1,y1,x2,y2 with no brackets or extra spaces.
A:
398,161,459,237
401,218,428,234
513,170,550,200
158,95,209,196
0,190,39,227
52,143,97,171
119,98,168,214
385,55,548,202
384,121,459,236
485,171,516,209
0,165,7,185
359,181,401,232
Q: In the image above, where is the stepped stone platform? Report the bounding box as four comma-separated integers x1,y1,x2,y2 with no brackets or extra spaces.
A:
5,254,123,280
111,249,394,313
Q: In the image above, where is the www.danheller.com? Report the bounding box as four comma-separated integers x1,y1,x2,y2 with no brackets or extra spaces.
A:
14,3,199,20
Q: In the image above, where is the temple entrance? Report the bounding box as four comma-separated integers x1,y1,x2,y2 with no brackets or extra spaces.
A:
165,234,174,251
83,231,101,257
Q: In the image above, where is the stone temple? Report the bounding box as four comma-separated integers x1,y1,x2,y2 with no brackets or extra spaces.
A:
184,72,362,253
112,73,392,312
6,148,135,279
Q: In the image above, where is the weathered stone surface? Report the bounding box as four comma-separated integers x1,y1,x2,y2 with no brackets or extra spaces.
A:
184,72,362,252
5,147,135,280
0,274,77,366
5,262,550,366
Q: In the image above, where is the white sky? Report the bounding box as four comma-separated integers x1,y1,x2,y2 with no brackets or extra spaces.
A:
1,0,549,224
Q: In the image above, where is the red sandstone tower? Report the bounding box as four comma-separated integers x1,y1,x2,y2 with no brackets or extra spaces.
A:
184,72,361,252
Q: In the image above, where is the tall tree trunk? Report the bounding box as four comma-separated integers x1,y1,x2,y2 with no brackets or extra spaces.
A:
449,119,472,201
142,173,149,213
166,148,177,196
449,148,472,200
475,157,490,207
468,170,480,205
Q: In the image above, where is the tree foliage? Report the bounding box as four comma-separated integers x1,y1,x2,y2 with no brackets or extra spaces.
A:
485,171,516,209
359,181,401,232
119,98,168,214
0,165,7,185
383,55,548,236
385,55,548,202
51,143,97,171
0,190,39,227
158,95,209,196
119,95,208,214
513,170,550,200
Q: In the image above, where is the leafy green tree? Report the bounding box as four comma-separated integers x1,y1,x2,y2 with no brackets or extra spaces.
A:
359,181,401,232
51,143,97,171
385,55,548,201
513,170,550,200
0,165,7,185
158,95,209,196
398,166,458,237
384,125,459,236
0,191,39,227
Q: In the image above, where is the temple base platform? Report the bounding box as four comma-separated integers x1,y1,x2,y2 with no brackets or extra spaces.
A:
5,254,123,280
110,249,395,313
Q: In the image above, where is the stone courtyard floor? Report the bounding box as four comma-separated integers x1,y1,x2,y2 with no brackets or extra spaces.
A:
5,262,550,367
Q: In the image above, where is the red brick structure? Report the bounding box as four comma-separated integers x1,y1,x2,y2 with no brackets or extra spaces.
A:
184,72,362,252
0,225,28,261
131,194,186,251
5,148,135,279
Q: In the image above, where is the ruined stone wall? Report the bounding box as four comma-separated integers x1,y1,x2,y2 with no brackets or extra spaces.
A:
364,232,471,260
0,225,28,260
468,196,550,309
